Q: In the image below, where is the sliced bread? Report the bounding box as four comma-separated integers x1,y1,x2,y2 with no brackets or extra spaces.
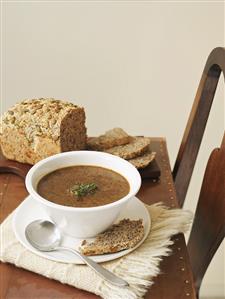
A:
105,137,150,159
128,149,156,169
80,218,144,256
87,128,130,150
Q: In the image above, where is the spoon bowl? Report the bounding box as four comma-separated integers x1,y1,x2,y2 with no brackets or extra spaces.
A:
25,220,61,251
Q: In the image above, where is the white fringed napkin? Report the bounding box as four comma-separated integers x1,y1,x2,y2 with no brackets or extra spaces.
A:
0,204,192,299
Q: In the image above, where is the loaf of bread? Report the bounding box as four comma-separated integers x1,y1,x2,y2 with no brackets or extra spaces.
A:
0,98,87,164
80,218,144,256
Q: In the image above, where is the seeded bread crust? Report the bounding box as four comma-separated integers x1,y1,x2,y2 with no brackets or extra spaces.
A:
0,98,87,164
128,149,156,169
80,219,144,256
105,137,150,159
87,128,130,150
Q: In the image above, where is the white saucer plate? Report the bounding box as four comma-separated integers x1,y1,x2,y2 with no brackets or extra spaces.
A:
12,196,150,264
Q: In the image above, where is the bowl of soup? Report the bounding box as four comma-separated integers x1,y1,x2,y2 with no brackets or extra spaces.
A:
25,151,142,238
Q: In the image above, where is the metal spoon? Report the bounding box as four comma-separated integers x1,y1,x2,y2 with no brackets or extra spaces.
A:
25,219,129,287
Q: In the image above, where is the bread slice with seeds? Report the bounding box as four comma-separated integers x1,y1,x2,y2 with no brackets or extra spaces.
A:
105,137,150,159
80,218,144,256
128,149,156,169
87,128,130,150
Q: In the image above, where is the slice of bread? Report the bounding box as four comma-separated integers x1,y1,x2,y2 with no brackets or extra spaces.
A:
105,137,150,159
128,149,156,169
87,128,130,150
80,218,144,256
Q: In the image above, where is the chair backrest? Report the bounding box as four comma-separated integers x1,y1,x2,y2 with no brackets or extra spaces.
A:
173,47,225,207
187,133,225,297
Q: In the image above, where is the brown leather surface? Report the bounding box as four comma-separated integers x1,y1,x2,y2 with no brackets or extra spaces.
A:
0,138,196,299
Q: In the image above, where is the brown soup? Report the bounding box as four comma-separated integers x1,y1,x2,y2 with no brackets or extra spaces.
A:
37,165,130,208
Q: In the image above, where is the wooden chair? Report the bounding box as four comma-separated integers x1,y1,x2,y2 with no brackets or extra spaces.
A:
173,47,225,297
173,47,225,207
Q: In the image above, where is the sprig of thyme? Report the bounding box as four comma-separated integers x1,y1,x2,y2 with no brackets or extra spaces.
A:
70,183,98,198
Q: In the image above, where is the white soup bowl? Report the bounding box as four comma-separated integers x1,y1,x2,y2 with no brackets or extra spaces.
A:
25,151,142,238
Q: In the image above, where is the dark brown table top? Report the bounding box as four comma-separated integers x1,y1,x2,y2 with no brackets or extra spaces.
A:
0,138,196,299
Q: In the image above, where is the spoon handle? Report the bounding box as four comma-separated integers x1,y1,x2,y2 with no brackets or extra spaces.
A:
57,246,129,287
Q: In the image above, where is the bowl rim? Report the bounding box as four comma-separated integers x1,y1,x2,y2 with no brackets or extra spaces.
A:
25,150,142,211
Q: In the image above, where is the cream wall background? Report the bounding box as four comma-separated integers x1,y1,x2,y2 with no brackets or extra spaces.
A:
1,1,224,297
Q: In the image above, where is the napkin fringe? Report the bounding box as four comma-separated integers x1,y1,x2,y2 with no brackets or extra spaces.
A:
97,204,192,299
